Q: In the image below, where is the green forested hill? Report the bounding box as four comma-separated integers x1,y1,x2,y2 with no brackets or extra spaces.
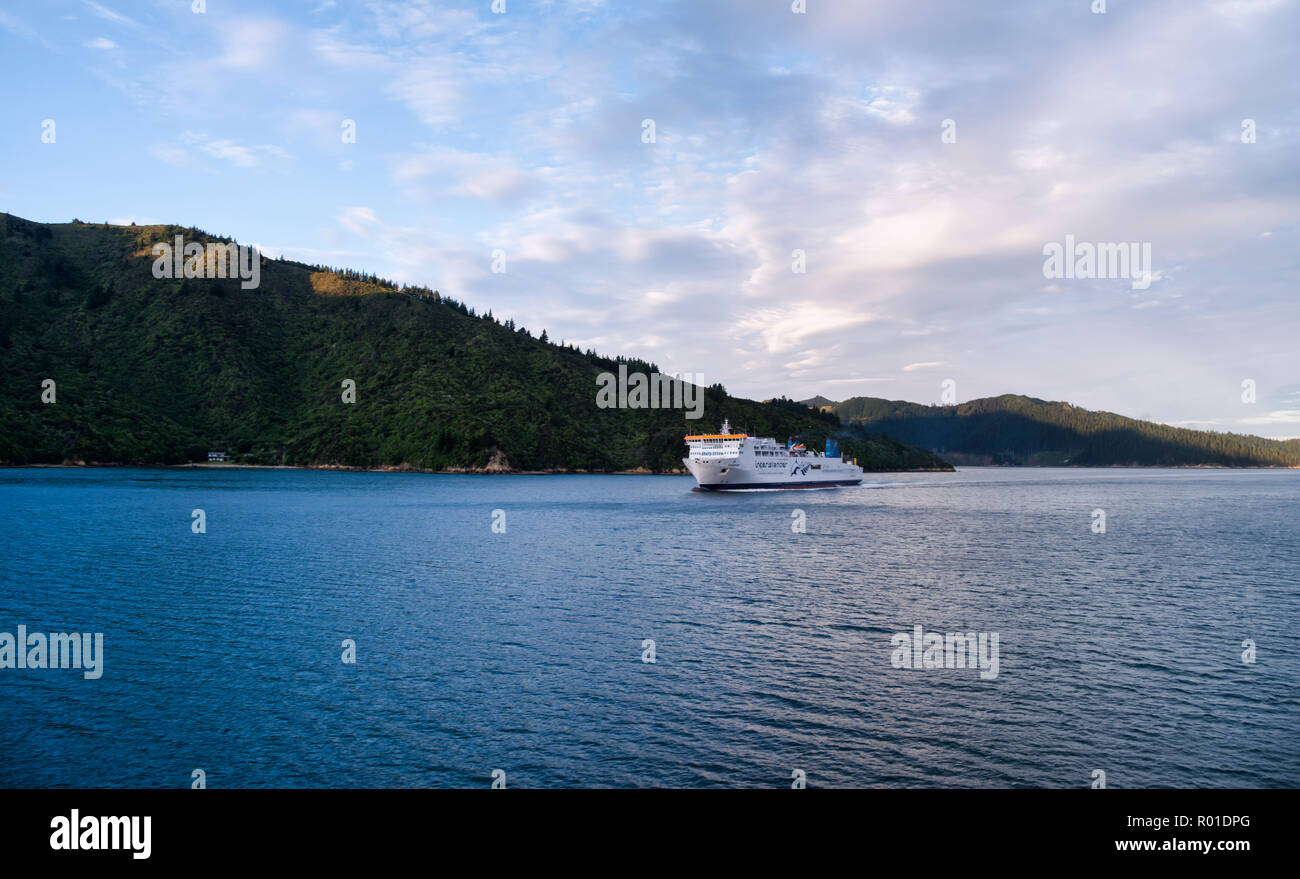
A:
801,395,837,411
0,214,950,472
811,393,1300,467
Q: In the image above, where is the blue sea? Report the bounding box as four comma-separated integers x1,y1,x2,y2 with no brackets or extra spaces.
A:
1,467,1297,788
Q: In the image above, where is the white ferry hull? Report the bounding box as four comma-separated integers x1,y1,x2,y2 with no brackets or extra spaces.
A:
681,457,863,491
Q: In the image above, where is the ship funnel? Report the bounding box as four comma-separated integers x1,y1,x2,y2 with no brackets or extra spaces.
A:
825,438,839,460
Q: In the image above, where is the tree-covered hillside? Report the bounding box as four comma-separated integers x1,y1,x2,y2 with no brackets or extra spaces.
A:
0,215,951,472
816,394,1300,467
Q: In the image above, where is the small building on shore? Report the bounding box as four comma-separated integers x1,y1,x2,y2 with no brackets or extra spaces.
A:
207,451,230,462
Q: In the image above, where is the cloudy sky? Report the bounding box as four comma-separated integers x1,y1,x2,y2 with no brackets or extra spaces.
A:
2,0,1297,436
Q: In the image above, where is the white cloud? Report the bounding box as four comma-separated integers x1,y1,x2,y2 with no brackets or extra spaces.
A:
735,304,880,354
337,207,382,237
82,1,134,27
148,144,198,167
386,63,462,127
179,132,292,168
217,20,291,71
150,134,293,169
392,148,537,204
1241,410,1300,426
0,11,57,50
857,83,920,125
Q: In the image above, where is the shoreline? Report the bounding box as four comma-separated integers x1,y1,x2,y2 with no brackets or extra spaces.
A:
6,463,953,475
7,462,691,475
4,461,961,475
3,462,1295,473
9,462,710,475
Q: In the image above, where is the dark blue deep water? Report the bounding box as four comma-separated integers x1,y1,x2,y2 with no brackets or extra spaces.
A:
1,467,1297,788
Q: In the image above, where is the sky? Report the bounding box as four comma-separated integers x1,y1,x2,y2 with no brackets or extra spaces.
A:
1,0,1297,436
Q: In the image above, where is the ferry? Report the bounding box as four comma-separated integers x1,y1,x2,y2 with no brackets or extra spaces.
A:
683,419,864,490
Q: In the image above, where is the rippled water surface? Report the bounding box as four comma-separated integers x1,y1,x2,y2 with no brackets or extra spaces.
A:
1,466,1297,788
